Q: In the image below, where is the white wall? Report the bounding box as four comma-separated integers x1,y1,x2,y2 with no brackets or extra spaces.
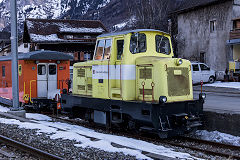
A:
18,43,30,53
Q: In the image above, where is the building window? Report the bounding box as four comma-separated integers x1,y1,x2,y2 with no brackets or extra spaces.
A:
2,66,5,77
210,20,216,32
200,52,205,63
64,35,73,39
84,35,91,39
24,43,28,48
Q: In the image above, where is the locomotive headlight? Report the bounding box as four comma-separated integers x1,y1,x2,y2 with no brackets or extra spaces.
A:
176,58,183,66
159,96,167,103
199,93,206,100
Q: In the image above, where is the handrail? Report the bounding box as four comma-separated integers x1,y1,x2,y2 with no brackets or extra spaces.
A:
30,80,36,103
24,82,26,96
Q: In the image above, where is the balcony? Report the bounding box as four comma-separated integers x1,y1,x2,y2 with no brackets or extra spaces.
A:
230,29,240,40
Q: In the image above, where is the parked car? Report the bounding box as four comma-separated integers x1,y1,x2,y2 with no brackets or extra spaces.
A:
191,62,216,84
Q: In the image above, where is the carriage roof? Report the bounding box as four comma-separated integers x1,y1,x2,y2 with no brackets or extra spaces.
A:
0,50,73,61
97,29,170,38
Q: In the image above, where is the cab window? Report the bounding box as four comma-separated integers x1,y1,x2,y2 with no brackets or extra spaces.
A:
156,35,171,55
117,40,124,60
130,33,146,54
94,39,112,60
192,64,199,71
94,40,105,60
200,64,210,71
103,39,111,59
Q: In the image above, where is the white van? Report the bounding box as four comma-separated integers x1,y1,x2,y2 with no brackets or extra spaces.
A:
191,62,216,84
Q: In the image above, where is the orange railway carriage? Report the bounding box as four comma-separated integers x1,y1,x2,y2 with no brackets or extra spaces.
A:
0,50,73,110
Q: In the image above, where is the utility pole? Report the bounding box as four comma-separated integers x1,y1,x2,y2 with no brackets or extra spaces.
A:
10,0,20,111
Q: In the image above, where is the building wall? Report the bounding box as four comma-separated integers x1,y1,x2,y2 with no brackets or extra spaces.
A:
177,1,237,71
18,43,30,53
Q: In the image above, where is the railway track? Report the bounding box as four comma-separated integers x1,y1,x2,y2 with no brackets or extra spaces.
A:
163,136,240,159
0,134,64,160
50,114,240,159
2,107,240,159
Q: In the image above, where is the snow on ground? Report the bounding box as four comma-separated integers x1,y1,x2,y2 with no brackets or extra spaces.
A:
3,104,239,158
26,113,52,121
0,110,197,160
195,130,240,146
204,81,240,89
0,105,10,112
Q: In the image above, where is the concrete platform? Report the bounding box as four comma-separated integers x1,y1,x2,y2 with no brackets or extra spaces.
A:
7,110,26,119
0,111,31,122
193,85,240,136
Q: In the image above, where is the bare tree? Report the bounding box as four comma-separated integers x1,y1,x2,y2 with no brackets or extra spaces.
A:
126,0,170,30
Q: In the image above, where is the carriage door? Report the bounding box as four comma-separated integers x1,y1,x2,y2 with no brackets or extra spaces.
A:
47,63,57,99
37,64,48,98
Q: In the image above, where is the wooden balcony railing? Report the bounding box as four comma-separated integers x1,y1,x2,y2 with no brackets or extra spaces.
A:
230,29,240,40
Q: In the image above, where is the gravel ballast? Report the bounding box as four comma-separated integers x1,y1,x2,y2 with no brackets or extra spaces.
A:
0,121,136,160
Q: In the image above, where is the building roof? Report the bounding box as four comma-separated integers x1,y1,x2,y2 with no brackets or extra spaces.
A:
98,29,169,38
23,19,108,43
175,0,232,14
0,50,73,61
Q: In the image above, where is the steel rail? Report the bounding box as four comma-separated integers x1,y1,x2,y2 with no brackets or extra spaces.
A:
161,136,240,159
50,115,240,159
164,141,240,159
0,135,64,160
180,136,240,151
56,115,240,159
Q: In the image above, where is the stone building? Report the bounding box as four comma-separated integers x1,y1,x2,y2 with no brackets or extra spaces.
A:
175,0,240,71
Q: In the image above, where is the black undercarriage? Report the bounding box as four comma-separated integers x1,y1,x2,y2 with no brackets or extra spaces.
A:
61,93,204,138
24,98,57,112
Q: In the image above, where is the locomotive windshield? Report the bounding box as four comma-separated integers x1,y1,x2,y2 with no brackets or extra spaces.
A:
130,33,146,54
94,39,112,60
156,35,171,55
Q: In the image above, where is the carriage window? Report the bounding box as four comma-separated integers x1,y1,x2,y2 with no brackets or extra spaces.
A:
130,33,146,54
94,40,105,60
103,39,112,60
49,65,56,75
2,66,5,77
38,65,46,75
117,40,124,60
156,35,171,55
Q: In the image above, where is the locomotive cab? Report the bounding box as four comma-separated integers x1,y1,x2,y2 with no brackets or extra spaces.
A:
63,29,204,138
73,29,193,103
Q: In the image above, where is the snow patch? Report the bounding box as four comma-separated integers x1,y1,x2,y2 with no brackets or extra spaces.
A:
26,113,52,121
0,116,197,160
97,0,111,9
59,27,105,33
0,105,10,112
30,34,62,42
195,130,240,146
204,82,240,90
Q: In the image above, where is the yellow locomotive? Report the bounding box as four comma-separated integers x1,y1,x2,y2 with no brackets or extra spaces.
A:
61,29,205,138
